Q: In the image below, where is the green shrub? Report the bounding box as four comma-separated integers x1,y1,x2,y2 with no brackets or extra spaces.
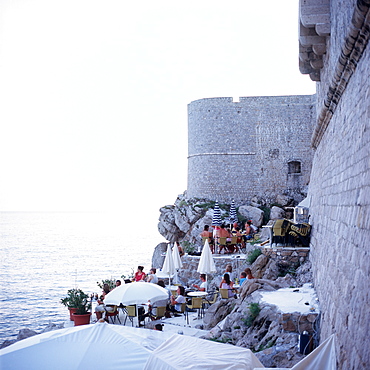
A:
247,248,262,264
97,278,116,291
182,240,196,254
259,206,270,224
242,303,261,327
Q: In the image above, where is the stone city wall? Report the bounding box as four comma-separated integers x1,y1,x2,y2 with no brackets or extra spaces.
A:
301,0,370,368
187,95,315,206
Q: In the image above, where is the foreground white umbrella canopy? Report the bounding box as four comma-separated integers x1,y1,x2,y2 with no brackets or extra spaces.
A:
197,239,216,275
143,333,263,370
0,322,169,370
104,282,169,305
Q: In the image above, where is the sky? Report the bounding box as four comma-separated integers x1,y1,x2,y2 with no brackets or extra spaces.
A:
0,1,315,224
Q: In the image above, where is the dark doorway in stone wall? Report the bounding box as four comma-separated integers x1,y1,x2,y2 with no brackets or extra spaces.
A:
288,161,301,174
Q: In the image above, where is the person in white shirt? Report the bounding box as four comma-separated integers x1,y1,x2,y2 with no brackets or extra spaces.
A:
192,274,207,291
170,286,186,314
146,268,158,284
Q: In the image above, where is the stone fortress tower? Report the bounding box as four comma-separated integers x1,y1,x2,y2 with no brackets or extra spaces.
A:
187,95,316,205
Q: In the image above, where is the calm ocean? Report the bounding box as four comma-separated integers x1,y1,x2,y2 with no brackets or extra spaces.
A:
0,212,164,342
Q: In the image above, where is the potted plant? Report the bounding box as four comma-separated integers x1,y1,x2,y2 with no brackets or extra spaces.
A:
61,288,82,321
71,289,92,326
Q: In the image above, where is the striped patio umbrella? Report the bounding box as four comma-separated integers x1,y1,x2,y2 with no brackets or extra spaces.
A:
229,199,237,224
211,201,222,226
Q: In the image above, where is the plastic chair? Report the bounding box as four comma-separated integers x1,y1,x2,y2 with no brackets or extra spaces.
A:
151,306,166,320
105,305,121,324
178,302,188,323
228,236,238,253
219,288,230,299
218,237,227,254
124,305,137,326
187,297,204,320
203,291,218,308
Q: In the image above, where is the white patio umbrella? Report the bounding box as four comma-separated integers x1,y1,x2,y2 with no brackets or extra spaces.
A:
143,333,263,370
172,243,183,284
104,282,169,306
0,321,171,370
197,239,216,287
162,243,175,287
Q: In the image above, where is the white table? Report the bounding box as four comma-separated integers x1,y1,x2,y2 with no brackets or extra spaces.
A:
187,291,208,297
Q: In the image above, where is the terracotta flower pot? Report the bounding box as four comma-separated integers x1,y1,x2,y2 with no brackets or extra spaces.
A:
68,307,78,321
72,312,92,326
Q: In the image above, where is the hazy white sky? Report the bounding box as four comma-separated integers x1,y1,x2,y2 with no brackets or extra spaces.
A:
0,1,315,221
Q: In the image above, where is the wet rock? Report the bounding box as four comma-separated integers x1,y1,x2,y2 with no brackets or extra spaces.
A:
40,322,64,333
17,328,37,341
0,339,17,349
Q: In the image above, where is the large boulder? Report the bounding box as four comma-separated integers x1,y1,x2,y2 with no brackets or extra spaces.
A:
276,194,294,207
270,206,285,220
238,206,264,227
203,298,236,330
158,205,183,242
151,242,168,270
188,212,213,246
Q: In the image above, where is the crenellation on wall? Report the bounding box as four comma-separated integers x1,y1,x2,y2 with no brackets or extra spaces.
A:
187,95,315,206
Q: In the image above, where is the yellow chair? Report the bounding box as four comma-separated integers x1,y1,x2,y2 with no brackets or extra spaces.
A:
228,236,238,253
151,306,166,320
123,305,137,326
187,297,204,321
203,292,218,308
218,237,227,253
219,288,230,299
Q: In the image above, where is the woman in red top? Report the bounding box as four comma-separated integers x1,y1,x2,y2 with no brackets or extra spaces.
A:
133,265,146,282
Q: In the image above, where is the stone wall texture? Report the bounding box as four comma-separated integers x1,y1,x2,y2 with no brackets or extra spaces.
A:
187,95,316,206
303,1,370,369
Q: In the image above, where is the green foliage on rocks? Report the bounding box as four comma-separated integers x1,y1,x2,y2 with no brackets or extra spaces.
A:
242,302,261,327
259,206,271,224
182,240,196,254
247,248,262,264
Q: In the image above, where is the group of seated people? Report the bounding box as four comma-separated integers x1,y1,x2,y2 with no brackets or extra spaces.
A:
218,264,255,297
200,220,258,254
94,263,256,322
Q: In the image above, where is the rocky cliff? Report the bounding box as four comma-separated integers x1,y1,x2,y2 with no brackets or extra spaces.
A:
157,193,296,246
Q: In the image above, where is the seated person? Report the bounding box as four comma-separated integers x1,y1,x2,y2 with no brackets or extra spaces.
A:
219,273,235,298
218,224,231,253
146,268,158,284
170,286,186,315
244,220,257,240
133,265,146,282
224,264,235,282
192,273,207,291
245,267,255,279
200,225,213,245
115,280,121,287
175,241,184,257
239,271,247,286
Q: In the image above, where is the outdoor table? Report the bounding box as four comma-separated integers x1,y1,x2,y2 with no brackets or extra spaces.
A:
166,285,178,291
156,271,174,279
187,291,208,297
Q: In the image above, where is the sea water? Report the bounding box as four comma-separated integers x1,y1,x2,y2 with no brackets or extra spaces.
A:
0,212,164,342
